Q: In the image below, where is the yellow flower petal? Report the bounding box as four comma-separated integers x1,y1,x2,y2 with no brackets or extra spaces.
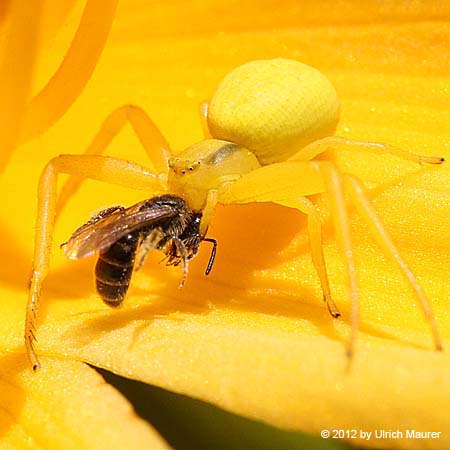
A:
0,0,118,170
0,355,170,449
0,1,42,171
20,0,118,144
1,1,450,449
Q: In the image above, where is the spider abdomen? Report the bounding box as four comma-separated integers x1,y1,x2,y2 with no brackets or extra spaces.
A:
95,232,140,306
207,58,339,165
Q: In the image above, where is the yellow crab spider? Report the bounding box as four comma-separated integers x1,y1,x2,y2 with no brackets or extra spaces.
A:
26,58,444,370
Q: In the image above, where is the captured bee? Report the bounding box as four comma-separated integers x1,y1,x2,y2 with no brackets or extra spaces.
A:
61,194,217,306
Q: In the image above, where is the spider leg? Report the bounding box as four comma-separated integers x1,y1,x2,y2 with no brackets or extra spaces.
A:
300,160,441,354
221,161,411,356
200,189,218,237
199,175,242,237
344,174,443,351
290,197,340,318
26,154,163,370
218,162,342,324
289,135,444,165
311,161,359,357
57,105,170,214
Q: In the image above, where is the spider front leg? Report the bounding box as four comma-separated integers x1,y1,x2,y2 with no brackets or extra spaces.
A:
199,101,444,165
57,105,170,214
289,135,445,165
26,154,164,370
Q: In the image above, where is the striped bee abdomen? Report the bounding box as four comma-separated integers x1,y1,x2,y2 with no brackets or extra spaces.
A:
95,232,140,306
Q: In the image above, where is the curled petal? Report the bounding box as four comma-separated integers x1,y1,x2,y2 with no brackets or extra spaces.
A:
0,1,42,172
20,0,118,144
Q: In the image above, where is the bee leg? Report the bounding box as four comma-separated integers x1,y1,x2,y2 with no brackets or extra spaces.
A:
57,104,170,215
171,238,189,288
135,230,160,271
88,205,125,222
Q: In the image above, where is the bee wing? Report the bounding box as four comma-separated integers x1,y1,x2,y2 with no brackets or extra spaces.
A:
63,202,176,260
